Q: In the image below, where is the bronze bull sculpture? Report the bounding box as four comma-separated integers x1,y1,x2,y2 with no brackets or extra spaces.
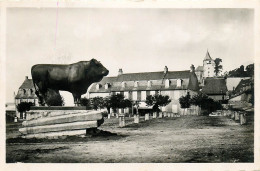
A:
31,59,109,106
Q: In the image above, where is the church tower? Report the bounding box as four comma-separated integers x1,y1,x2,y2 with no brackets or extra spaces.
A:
203,50,215,78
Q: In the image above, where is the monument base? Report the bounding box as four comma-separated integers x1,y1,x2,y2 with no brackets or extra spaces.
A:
19,107,104,139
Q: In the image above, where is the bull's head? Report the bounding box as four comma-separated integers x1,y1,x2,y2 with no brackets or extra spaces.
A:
87,59,109,82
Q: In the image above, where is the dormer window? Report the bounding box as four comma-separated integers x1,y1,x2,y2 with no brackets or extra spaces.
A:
23,89,26,94
147,81,152,87
134,81,139,87
96,84,101,90
165,79,170,88
105,83,110,90
177,79,182,87
122,82,126,88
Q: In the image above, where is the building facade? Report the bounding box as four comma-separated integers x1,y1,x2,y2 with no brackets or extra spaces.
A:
15,76,39,118
88,65,200,114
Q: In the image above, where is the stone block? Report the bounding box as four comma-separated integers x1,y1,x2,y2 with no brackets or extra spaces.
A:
19,120,97,135
22,111,102,127
153,112,157,118
22,129,87,139
159,112,163,118
134,115,139,123
145,113,149,121
119,114,125,127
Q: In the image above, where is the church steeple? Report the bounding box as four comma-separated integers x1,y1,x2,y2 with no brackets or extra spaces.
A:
204,49,212,61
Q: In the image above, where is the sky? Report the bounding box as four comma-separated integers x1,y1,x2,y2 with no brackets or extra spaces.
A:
5,8,254,104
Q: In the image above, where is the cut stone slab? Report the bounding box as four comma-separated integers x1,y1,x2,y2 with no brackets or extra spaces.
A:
19,120,97,135
23,111,102,127
22,129,87,139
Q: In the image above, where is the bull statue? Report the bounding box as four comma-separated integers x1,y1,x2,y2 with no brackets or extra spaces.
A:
31,59,109,106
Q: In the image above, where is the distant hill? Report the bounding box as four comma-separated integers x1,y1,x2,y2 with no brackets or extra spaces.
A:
226,64,254,77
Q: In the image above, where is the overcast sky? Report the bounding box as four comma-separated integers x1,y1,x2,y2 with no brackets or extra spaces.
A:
6,8,254,104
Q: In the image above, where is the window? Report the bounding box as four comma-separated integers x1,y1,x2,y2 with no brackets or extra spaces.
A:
165,79,170,88
105,83,110,89
141,91,146,101
147,81,152,87
121,82,126,88
177,79,182,87
96,84,100,90
134,81,139,87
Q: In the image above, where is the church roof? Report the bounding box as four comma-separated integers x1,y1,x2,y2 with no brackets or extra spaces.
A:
204,50,212,61
202,78,227,95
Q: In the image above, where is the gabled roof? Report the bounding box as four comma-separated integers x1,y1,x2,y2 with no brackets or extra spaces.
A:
204,50,212,61
115,70,190,82
234,79,253,93
226,77,250,91
88,70,199,93
202,78,227,95
19,78,34,89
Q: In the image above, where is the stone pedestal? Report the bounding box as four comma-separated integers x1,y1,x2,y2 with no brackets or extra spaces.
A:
145,113,149,121
240,113,247,125
14,117,18,123
108,114,111,119
134,115,140,123
119,114,125,127
19,107,104,139
153,112,157,118
159,112,163,118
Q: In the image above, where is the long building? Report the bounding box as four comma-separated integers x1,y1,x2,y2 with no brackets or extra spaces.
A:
88,65,200,114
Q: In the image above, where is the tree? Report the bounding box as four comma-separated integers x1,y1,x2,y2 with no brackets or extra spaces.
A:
16,102,34,118
90,97,104,110
179,94,191,115
103,96,112,113
145,94,171,112
109,94,125,113
45,93,65,106
214,58,223,76
80,97,92,109
190,92,222,115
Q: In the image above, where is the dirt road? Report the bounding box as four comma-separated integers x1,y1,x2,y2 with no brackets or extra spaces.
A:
6,115,254,163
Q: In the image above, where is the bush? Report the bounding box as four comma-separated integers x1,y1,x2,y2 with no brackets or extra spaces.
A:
45,90,64,106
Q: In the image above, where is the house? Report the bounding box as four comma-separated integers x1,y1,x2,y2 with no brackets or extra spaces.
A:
226,77,251,92
228,78,253,108
201,77,228,101
88,65,200,114
15,76,39,119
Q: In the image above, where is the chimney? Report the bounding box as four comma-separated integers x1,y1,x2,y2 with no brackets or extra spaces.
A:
190,64,195,73
164,66,168,74
25,76,28,80
118,68,123,76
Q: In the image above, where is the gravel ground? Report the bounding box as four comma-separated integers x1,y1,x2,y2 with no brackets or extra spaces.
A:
6,114,254,163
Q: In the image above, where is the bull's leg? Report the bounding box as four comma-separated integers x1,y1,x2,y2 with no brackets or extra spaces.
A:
35,81,48,106
72,94,81,106
72,93,78,106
